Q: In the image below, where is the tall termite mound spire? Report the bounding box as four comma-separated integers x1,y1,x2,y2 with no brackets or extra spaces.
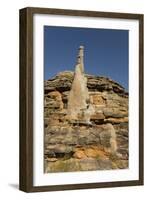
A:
76,45,84,73
67,46,94,123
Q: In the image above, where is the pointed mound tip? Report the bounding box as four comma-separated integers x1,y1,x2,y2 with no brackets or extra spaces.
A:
79,45,84,49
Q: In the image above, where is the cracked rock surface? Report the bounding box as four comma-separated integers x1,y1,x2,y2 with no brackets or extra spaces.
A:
44,71,128,172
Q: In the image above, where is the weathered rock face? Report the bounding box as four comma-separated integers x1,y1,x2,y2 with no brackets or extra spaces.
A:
44,71,128,172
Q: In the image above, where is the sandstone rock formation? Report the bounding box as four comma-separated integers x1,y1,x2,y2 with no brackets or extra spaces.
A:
44,46,128,173
44,71,128,172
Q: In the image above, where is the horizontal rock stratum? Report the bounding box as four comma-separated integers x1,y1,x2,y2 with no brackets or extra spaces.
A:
44,71,128,172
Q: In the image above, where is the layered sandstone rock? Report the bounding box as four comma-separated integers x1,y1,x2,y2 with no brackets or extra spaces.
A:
44,71,128,172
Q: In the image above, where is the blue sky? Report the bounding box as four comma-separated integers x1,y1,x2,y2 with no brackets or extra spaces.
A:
44,26,128,90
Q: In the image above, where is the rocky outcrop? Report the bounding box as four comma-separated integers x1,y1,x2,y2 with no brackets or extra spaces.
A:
44,71,128,172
